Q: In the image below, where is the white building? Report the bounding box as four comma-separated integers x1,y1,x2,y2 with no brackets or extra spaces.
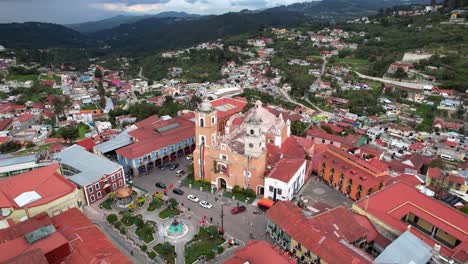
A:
264,158,306,201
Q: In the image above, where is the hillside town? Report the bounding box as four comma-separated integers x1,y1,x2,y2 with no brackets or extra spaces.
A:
0,3,467,264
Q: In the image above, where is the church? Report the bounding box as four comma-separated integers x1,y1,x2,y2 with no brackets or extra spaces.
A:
193,98,306,198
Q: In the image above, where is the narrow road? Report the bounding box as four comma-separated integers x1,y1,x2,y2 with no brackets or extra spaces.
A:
138,67,148,81
301,55,331,115
354,71,428,90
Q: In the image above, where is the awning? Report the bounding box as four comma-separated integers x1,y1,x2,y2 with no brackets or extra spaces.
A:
257,198,275,209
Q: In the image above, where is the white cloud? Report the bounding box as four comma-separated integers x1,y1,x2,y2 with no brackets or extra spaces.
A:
90,0,317,15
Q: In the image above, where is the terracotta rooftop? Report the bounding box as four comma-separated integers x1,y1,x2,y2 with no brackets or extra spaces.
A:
267,158,305,183
0,209,132,264
354,182,468,262
224,240,295,264
116,115,195,159
266,201,374,263
0,164,76,209
210,97,247,120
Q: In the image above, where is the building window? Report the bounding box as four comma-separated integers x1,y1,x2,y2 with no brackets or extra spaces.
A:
211,116,215,124
111,175,116,181
277,189,282,195
220,154,228,160
113,183,117,190
117,172,122,178
200,118,205,127
119,180,123,186
97,191,102,198
90,195,95,202
95,183,100,190
269,186,274,192
88,186,93,193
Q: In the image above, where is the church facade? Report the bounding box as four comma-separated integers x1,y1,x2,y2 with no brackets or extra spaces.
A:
193,99,291,195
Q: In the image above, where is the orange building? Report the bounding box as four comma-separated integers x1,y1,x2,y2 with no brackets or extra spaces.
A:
317,146,389,200
193,99,291,195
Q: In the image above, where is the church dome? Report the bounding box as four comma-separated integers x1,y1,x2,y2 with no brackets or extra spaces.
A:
199,98,213,112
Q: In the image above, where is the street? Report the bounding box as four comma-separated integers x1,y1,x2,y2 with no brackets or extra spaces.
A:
132,157,268,244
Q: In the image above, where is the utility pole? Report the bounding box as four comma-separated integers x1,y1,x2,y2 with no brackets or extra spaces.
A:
220,203,224,235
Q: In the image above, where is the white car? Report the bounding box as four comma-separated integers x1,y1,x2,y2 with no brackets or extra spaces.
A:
187,194,199,203
199,200,212,209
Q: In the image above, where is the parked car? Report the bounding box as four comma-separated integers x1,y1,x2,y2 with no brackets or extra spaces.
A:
176,170,185,177
186,154,193,160
231,205,247,214
169,163,179,171
173,188,184,195
187,194,200,202
159,163,172,171
199,200,212,209
155,182,166,189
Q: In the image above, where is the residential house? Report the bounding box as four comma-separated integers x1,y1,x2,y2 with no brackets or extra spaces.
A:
266,201,381,264
353,182,468,264
54,145,126,205
317,146,389,201
0,164,84,225
0,209,132,263
224,240,295,264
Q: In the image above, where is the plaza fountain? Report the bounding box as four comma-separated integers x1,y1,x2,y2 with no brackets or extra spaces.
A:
165,218,188,239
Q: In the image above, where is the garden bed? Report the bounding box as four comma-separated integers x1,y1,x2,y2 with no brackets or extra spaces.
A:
154,242,176,264
135,228,155,244
223,191,255,204
185,226,225,264
147,198,164,212
100,198,113,210
159,208,181,219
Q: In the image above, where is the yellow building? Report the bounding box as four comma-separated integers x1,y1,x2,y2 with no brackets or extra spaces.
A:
0,164,84,228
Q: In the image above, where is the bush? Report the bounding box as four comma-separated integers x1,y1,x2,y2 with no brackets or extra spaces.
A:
244,188,256,198
140,245,148,252
113,221,122,229
232,185,242,194
205,250,215,260
148,251,156,259
120,227,126,235
106,214,118,223
217,246,224,254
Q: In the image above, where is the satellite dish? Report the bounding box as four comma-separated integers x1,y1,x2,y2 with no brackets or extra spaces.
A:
1,208,11,217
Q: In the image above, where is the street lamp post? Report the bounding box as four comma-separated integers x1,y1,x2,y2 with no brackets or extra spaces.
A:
220,202,224,235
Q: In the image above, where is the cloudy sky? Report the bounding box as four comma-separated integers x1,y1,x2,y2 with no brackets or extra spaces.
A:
0,0,315,24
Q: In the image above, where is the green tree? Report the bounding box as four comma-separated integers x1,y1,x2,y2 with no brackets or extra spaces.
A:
61,126,79,143
0,141,22,154
106,214,118,223
168,198,178,210
393,67,408,80
291,121,308,136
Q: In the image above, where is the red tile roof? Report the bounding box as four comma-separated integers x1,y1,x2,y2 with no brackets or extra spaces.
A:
224,240,295,264
116,115,195,159
0,209,132,264
0,118,13,130
1,249,49,264
210,97,247,120
389,173,424,187
52,208,132,264
267,158,305,183
266,201,374,263
16,113,33,122
354,182,468,261
76,138,96,152
307,126,359,148
0,164,76,209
